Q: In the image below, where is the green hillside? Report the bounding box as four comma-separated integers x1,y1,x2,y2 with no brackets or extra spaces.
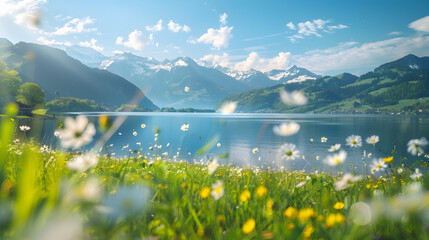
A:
217,55,429,114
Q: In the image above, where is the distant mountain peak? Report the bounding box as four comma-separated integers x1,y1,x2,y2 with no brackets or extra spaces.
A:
0,38,13,47
374,54,429,73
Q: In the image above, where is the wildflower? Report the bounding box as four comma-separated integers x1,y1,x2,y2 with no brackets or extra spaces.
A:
397,168,403,174
283,206,298,219
141,124,146,128
200,186,210,198
310,138,314,142
325,213,345,228
217,143,221,147
239,190,251,202
211,181,224,200
383,156,393,163
255,185,268,198
181,124,189,131
303,224,314,239
321,137,327,143
103,185,151,219
184,86,190,92
40,145,49,152
272,122,300,136
279,89,307,106
370,158,387,172
333,202,345,210
298,208,316,222
133,131,137,136
366,135,379,145
334,173,361,190
279,143,300,160
328,144,341,152
19,125,30,131
59,116,96,149
252,148,259,154
296,181,306,188
410,168,423,180
346,135,362,147
54,130,61,137
208,158,218,175
316,156,320,160
407,138,428,155
324,151,347,166
218,101,237,114
67,153,98,172
242,218,255,234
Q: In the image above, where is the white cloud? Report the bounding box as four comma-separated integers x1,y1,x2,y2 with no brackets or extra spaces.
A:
288,19,348,42
286,22,295,30
79,38,103,52
200,53,232,68
182,24,191,32
388,31,402,36
145,19,163,32
37,36,71,46
167,20,191,32
293,35,429,74
116,30,153,51
234,52,291,72
197,26,233,49
220,13,227,26
0,0,46,29
409,15,429,33
51,17,97,35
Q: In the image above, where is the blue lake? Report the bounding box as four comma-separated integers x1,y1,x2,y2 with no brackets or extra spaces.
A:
27,113,429,173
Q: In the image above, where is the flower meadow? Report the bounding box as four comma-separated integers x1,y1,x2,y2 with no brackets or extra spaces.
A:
1,104,429,239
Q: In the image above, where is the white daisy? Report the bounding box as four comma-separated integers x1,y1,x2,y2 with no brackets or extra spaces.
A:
208,158,218,175
366,135,379,145
211,181,224,200
59,116,96,149
321,137,327,143
181,124,189,131
410,168,423,180
370,158,387,172
346,135,362,147
218,101,238,114
141,124,146,128
334,173,362,191
67,153,98,172
19,125,31,131
217,143,221,147
324,150,347,166
407,138,428,156
328,144,341,152
279,89,308,106
279,143,300,160
252,148,259,154
397,168,403,174
133,131,137,136
272,122,300,136
40,145,49,152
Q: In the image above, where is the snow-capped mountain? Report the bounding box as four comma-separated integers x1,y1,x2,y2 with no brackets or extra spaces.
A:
265,65,322,83
97,53,250,108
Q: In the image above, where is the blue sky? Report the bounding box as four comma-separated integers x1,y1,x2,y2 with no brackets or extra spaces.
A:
1,0,429,75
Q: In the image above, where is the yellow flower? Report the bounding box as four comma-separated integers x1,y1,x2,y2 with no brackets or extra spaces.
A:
335,213,345,224
283,206,298,219
333,202,345,210
302,224,314,239
240,190,251,202
287,222,295,230
267,198,274,211
298,208,316,222
383,156,394,163
255,185,268,198
200,186,210,199
242,218,255,234
325,213,336,228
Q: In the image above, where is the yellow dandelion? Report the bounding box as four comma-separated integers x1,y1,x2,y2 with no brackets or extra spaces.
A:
242,218,255,234
240,190,251,202
298,208,316,222
383,156,394,163
333,202,345,210
267,198,274,211
302,224,314,239
283,206,298,219
335,213,345,224
255,185,268,198
325,213,336,228
200,186,211,199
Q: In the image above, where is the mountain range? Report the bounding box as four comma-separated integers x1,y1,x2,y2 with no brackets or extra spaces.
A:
0,38,158,111
217,54,429,114
62,46,321,108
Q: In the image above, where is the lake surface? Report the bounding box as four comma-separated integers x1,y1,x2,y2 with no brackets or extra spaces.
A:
25,113,429,173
